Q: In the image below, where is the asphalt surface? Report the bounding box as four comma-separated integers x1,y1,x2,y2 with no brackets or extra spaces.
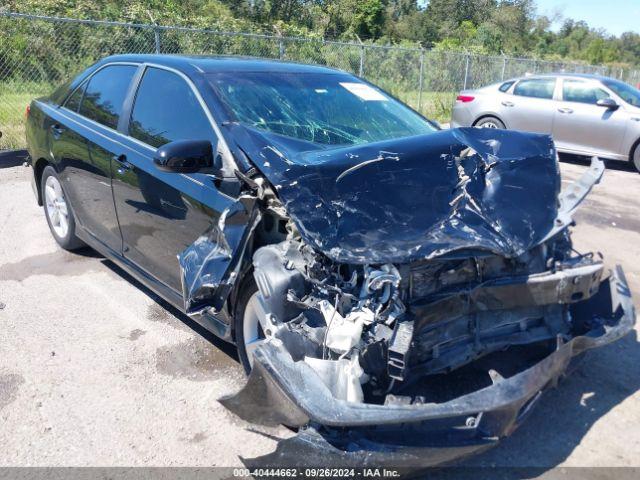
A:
0,154,639,470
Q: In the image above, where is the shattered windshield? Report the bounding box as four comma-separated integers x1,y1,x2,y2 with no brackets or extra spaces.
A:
208,72,436,146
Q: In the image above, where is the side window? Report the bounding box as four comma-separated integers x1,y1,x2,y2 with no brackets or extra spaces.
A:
79,65,137,129
499,81,514,93
513,78,556,99
64,83,86,112
562,80,610,105
129,67,216,149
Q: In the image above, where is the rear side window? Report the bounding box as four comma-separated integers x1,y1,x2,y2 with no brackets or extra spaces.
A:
562,80,610,104
64,83,86,112
79,65,137,129
129,67,215,148
513,78,556,99
499,81,514,92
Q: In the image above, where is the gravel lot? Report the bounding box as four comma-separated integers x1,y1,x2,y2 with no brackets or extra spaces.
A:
0,154,639,471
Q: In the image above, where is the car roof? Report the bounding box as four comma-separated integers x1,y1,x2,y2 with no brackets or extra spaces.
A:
506,72,613,82
98,54,343,76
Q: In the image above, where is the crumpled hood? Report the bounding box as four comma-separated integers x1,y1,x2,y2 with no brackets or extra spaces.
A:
233,126,560,264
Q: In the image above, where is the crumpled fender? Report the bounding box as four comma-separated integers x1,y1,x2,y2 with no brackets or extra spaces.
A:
178,194,261,323
540,156,604,242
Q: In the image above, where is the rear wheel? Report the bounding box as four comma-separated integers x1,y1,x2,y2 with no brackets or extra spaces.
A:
41,166,84,250
475,116,506,129
234,280,267,374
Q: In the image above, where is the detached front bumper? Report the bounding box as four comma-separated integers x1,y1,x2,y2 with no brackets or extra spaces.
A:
221,266,635,468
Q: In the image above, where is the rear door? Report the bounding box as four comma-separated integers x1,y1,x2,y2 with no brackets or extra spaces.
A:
50,63,138,252
552,78,628,157
504,77,557,134
110,65,246,303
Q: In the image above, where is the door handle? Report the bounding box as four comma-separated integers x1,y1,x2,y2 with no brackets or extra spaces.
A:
558,107,574,114
112,154,132,174
501,101,515,107
50,123,65,139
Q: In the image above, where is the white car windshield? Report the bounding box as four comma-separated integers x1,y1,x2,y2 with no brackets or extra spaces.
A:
603,78,640,107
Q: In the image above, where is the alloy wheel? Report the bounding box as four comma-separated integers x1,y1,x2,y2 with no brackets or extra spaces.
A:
242,292,268,367
44,175,70,239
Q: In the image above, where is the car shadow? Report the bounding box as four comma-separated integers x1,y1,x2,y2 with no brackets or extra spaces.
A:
457,328,640,475
98,257,239,363
559,152,637,173
0,149,28,169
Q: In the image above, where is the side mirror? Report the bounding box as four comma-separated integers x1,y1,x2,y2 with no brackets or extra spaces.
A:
596,98,619,110
154,140,213,173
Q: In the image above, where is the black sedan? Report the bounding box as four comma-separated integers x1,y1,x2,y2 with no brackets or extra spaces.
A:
26,54,634,468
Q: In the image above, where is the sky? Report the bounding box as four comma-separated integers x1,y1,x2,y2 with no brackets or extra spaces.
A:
535,0,640,36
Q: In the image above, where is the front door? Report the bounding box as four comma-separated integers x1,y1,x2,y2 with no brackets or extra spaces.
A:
110,66,243,300
552,78,628,158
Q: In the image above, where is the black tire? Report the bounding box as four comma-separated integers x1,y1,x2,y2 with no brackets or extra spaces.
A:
475,116,506,129
41,165,84,250
631,142,640,173
234,278,260,374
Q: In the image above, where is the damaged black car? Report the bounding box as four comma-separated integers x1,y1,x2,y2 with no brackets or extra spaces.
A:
26,54,635,468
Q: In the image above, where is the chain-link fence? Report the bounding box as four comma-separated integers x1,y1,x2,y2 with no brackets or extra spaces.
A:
2,11,639,150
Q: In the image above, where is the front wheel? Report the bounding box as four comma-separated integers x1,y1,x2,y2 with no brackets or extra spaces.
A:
41,165,84,250
475,116,506,129
234,281,267,374
632,143,640,173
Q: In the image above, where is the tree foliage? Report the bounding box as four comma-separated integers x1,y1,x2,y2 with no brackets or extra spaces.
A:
3,0,640,67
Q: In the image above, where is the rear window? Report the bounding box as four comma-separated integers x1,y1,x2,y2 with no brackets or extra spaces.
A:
79,65,137,129
64,83,86,112
513,78,555,99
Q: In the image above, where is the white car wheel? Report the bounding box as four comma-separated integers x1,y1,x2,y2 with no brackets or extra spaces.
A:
475,117,506,129
633,145,640,173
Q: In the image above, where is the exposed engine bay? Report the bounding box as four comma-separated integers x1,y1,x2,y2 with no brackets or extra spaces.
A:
248,223,602,406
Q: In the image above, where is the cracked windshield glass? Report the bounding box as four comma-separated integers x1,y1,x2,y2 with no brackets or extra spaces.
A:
208,72,437,146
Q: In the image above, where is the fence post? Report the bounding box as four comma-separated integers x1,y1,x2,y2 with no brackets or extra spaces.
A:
418,48,425,112
463,53,470,90
146,11,161,54
154,27,161,54
501,55,506,81
278,35,285,60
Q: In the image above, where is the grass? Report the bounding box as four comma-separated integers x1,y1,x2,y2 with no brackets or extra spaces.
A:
0,83,455,151
397,90,456,124
0,83,53,150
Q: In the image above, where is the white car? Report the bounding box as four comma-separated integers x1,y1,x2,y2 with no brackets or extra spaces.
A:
451,73,640,172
